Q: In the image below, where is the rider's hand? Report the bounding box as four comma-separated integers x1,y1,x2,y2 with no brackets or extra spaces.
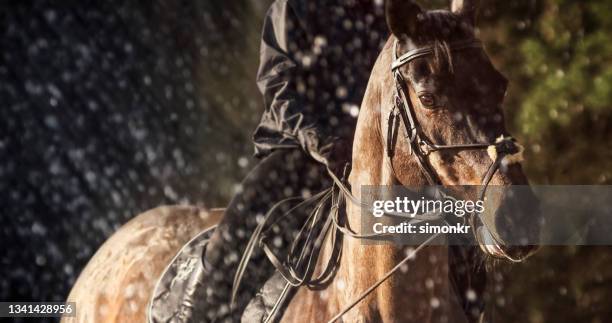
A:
300,128,351,177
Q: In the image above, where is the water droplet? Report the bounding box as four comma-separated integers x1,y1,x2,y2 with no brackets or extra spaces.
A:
430,297,440,308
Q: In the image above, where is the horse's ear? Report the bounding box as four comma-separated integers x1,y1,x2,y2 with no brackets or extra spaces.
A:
451,0,480,26
385,0,424,38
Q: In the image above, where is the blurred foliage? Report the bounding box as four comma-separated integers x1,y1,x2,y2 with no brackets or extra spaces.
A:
478,0,612,184
473,2,612,322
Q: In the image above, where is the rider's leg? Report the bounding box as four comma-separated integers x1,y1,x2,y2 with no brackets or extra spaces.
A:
201,148,330,321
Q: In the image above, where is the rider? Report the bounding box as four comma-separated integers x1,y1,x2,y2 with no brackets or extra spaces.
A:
200,0,388,321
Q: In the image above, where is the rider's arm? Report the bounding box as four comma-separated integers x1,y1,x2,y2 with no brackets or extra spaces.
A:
253,1,347,172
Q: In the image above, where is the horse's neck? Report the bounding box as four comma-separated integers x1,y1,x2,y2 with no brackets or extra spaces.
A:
327,169,462,322
319,37,462,322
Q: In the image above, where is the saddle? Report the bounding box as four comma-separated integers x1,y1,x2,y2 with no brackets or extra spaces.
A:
148,224,297,323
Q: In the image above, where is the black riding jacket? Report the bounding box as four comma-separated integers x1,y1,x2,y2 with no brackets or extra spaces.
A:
253,0,388,165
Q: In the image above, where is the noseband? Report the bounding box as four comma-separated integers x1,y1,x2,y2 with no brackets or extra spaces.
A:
388,39,523,259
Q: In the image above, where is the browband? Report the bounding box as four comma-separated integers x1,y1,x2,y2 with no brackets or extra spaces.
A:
391,39,483,71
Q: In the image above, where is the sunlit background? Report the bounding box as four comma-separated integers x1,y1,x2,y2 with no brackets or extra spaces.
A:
1,0,611,322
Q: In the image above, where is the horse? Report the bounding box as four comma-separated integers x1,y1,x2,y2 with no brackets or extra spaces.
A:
280,0,541,322
64,1,541,322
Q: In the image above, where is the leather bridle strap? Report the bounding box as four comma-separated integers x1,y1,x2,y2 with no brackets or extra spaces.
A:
391,39,483,71
390,39,485,185
393,70,439,185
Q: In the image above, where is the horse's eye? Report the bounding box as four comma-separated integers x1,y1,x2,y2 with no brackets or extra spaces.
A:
419,94,436,108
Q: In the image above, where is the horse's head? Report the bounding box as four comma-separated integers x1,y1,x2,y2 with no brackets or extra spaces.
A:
382,0,541,261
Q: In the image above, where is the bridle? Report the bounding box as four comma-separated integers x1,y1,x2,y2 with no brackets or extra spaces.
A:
232,38,527,323
324,38,526,322
388,38,525,257
389,38,515,187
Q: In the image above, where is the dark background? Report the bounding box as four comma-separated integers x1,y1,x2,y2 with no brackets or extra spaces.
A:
1,0,611,322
